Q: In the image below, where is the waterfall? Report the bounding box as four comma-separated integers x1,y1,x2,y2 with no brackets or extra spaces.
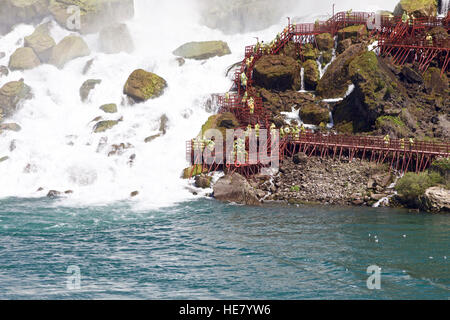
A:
300,67,305,91
439,0,449,16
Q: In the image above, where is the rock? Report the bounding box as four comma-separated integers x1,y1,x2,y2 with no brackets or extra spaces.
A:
0,79,32,120
195,174,212,189
316,33,334,51
337,25,367,42
213,173,260,206
400,66,423,84
24,22,56,62
0,156,9,163
49,35,90,69
333,51,406,133
299,103,330,125
394,0,438,18
316,44,366,98
123,69,167,102
293,152,308,165
371,194,387,201
423,187,450,213
337,38,352,54
100,103,117,113
0,52,5,59
93,120,119,133
47,190,61,198
200,112,240,137
0,0,49,35
144,133,161,143
302,43,320,61
49,0,135,34
173,41,231,60
99,23,134,54
107,142,133,156
182,165,207,179
8,47,41,70
82,58,94,75
0,123,21,131
0,66,8,77
176,57,185,66
253,55,301,91
303,59,319,90
80,79,101,102
64,190,73,194
423,67,448,95
198,0,296,34
130,191,139,197
159,114,169,134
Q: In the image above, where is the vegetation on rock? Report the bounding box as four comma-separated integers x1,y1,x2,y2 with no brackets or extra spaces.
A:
123,69,167,102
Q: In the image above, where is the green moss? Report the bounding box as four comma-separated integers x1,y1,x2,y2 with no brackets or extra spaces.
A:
290,185,300,192
303,43,319,61
200,112,239,137
376,116,405,128
182,165,206,179
123,69,167,102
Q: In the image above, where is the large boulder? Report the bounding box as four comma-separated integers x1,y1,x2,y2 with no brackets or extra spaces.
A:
299,103,330,125
213,173,260,206
198,0,297,34
99,23,134,54
49,0,135,34
24,22,56,62
8,47,41,70
200,112,240,137
394,0,438,17
253,55,301,91
123,69,167,102
49,35,90,69
0,0,49,35
333,51,406,134
173,41,231,60
423,187,450,213
303,59,319,90
100,103,117,113
316,33,334,51
302,43,320,61
316,43,366,98
0,79,32,121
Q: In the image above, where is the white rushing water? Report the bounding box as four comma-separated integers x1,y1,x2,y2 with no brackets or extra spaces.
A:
439,0,449,16
0,0,399,209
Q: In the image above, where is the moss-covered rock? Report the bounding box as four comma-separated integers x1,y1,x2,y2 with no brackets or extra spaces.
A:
100,103,117,113
24,22,56,62
299,103,330,125
337,38,352,54
182,165,208,179
393,0,438,17
302,43,320,61
195,174,212,188
200,112,240,137
0,122,22,131
316,33,334,51
173,41,231,60
333,51,408,134
8,47,41,70
423,67,448,95
337,25,367,42
253,55,301,91
123,69,167,102
322,50,333,66
49,35,90,69
375,115,408,137
93,120,119,133
316,43,366,98
0,66,8,78
0,79,32,121
49,0,135,34
99,22,134,54
303,59,319,90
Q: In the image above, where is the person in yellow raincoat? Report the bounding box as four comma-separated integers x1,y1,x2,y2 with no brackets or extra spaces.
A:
270,123,277,138
383,134,390,146
399,138,405,150
254,123,260,138
426,34,433,46
292,124,300,139
241,72,248,88
248,97,255,114
300,124,306,136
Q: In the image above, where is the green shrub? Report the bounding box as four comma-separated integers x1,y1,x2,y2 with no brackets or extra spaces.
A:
291,185,300,192
395,172,444,203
